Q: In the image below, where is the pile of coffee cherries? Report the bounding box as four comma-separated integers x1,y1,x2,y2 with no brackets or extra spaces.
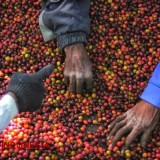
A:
0,0,159,159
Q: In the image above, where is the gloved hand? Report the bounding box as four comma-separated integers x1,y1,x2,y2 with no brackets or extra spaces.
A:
6,64,54,112
108,100,160,151
64,43,93,93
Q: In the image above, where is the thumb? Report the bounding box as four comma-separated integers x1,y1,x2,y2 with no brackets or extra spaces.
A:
30,64,54,80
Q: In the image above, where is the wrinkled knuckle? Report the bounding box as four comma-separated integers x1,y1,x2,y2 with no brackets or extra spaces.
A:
85,72,93,78
126,110,134,116
117,116,121,121
68,72,76,78
114,123,119,129
76,74,84,79
126,122,132,128
135,126,142,132
109,123,114,128
64,71,69,77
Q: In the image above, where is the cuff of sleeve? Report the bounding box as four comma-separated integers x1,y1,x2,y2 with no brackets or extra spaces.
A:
140,82,160,109
1,95,19,118
57,32,87,50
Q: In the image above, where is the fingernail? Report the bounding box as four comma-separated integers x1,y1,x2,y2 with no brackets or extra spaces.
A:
108,125,111,128
107,136,110,140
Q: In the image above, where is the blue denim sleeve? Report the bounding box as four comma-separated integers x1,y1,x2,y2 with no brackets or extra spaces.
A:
140,62,160,109
39,0,90,50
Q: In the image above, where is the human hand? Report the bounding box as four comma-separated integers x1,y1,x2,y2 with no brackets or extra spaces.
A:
6,64,54,112
64,43,93,93
108,100,160,151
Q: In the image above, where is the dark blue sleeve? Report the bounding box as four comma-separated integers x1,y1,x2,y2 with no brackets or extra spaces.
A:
39,0,90,50
140,62,160,109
